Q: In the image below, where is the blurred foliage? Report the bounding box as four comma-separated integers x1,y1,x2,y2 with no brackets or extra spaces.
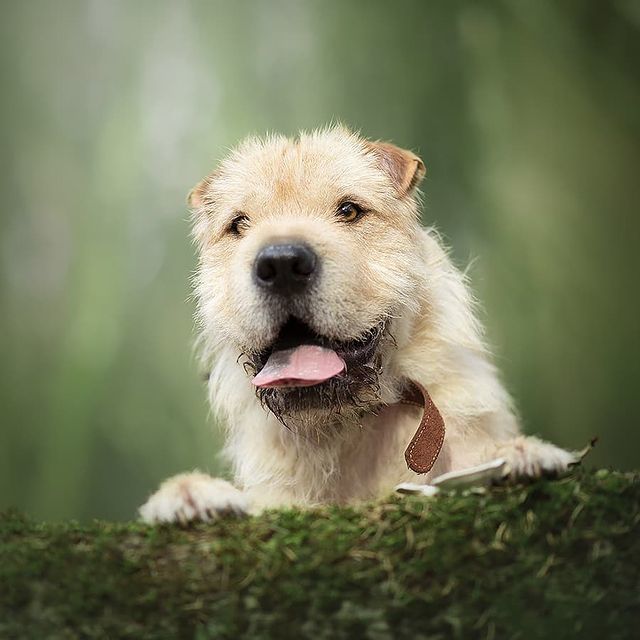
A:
0,0,638,520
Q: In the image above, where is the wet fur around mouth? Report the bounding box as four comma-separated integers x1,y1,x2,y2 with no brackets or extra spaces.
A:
241,317,390,424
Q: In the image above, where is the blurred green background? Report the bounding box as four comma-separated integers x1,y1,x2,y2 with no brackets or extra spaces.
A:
1,1,638,521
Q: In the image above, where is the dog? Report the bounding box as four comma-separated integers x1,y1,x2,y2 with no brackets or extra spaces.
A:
139,126,576,523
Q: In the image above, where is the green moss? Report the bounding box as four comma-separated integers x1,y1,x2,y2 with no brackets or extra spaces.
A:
1,470,639,639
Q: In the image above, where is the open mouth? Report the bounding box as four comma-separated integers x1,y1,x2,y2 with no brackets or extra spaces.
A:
250,317,385,389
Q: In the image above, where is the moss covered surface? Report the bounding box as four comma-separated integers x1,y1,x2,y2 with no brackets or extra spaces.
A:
1,470,639,639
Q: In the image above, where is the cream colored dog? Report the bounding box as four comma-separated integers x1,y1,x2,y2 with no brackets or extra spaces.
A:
140,126,576,523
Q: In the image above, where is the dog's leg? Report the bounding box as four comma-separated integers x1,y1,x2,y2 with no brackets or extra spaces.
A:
442,413,578,483
488,435,578,481
139,472,250,524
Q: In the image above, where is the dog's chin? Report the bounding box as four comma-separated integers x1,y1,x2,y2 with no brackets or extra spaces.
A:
257,366,382,424
243,316,388,428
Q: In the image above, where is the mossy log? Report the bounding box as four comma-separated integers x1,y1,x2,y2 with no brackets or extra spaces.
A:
1,470,638,639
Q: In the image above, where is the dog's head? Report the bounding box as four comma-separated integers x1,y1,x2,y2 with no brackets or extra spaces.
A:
191,127,426,424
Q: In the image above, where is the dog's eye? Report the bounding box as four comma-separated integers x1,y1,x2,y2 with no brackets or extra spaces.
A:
336,202,363,223
228,214,250,236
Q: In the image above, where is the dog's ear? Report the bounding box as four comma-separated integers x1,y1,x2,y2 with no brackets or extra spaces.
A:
187,177,208,209
187,171,219,209
366,141,426,196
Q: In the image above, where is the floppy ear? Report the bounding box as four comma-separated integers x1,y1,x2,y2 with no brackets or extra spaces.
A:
187,177,208,209
187,171,218,209
366,141,426,196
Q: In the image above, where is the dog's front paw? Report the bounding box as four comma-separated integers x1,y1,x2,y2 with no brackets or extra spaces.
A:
492,436,577,481
139,472,249,524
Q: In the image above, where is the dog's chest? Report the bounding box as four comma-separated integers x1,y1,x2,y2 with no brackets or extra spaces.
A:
303,405,423,503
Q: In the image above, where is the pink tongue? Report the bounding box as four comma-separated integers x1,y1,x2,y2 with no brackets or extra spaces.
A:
252,345,345,388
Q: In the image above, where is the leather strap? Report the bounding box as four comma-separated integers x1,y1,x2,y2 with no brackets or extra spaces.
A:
400,381,445,474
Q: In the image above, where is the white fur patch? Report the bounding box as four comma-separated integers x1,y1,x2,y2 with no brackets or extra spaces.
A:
139,472,250,524
492,436,577,480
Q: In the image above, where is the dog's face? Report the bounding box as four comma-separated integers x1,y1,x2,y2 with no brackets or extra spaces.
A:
191,127,425,423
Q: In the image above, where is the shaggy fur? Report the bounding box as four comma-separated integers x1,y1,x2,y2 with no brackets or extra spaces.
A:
140,126,575,523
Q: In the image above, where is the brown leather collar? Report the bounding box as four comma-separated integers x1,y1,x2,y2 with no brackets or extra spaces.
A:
399,381,445,474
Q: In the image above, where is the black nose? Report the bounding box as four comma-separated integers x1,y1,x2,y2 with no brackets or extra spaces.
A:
253,243,318,295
